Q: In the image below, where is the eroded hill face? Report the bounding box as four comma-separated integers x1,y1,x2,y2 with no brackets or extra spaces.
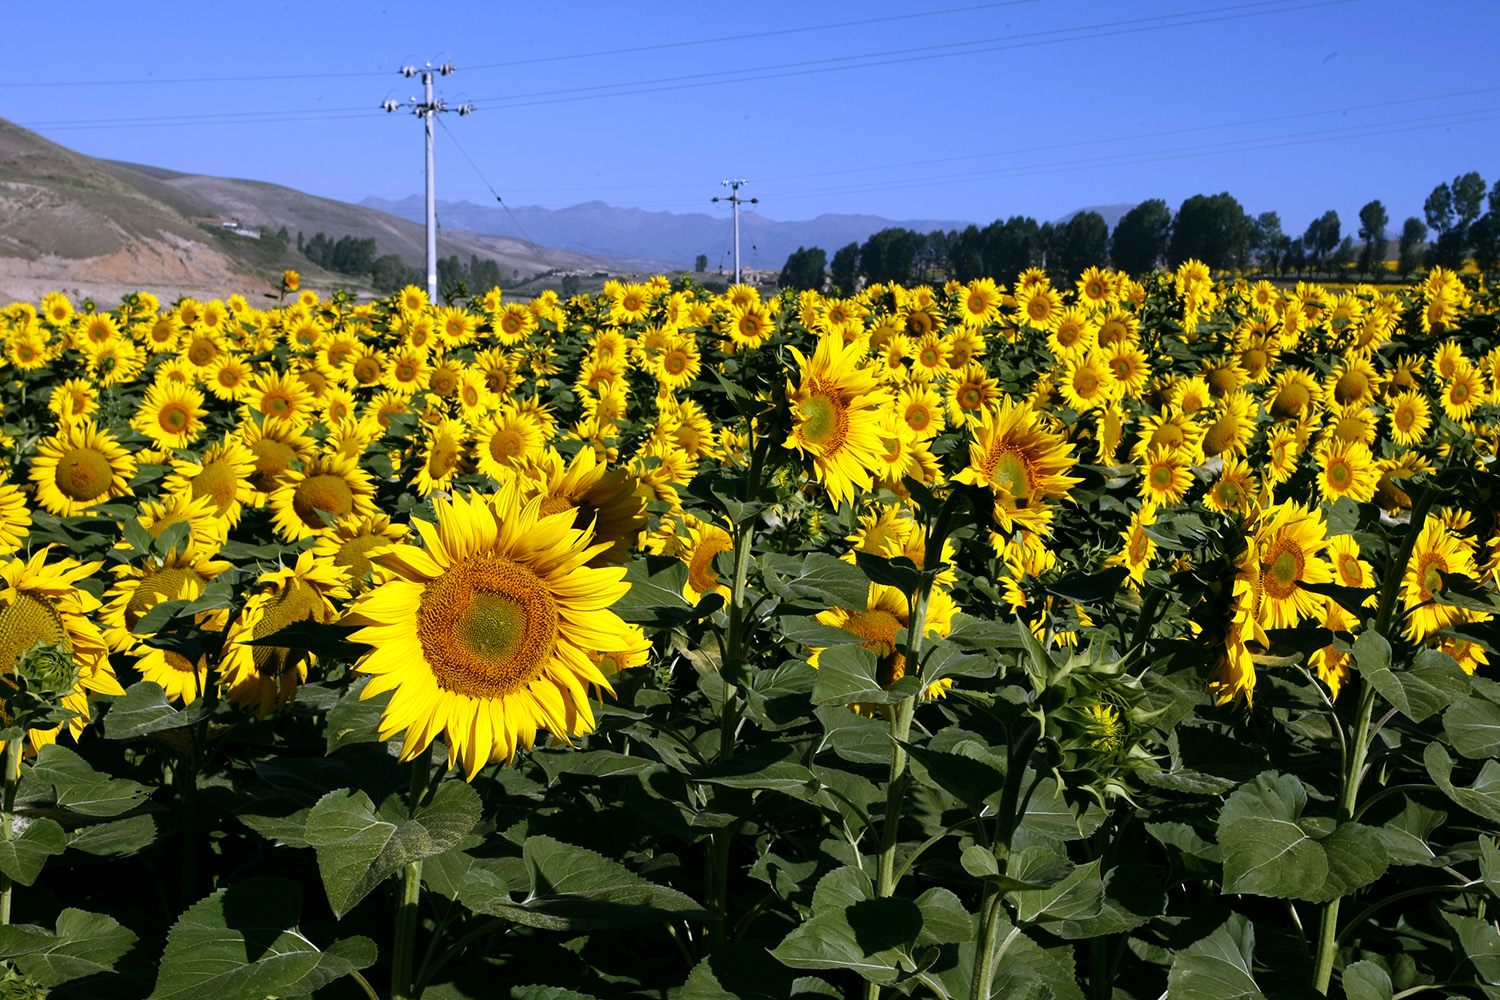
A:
0,118,649,306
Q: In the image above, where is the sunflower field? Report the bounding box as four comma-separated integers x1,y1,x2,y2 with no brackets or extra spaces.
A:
0,262,1497,1000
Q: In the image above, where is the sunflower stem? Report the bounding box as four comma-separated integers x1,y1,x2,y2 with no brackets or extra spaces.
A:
1311,484,1435,995
392,746,432,1000
0,738,20,926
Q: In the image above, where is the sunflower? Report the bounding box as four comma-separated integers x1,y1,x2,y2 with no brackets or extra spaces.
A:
651,334,701,393
242,371,316,429
87,338,144,386
896,383,946,441
474,409,547,482
1384,389,1431,448
1130,409,1205,465
126,494,227,555
953,397,1082,535
268,451,378,542
1373,451,1433,514
943,328,985,371
722,303,775,351
343,487,639,779
1262,426,1302,485
1314,438,1378,505
810,583,958,714
5,328,49,371
29,420,137,516
1234,334,1279,385
100,546,231,652
1015,283,1063,332
203,355,255,401
1108,505,1158,588
47,378,99,425
1047,305,1097,361
782,335,891,508
0,484,31,556
1267,368,1321,423
426,355,466,399
165,436,258,527
383,346,431,398
411,419,469,497
946,362,1004,428
342,345,387,389
1323,404,1378,447
1137,448,1193,506
521,448,646,566
134,380,209,450
1253,501,1333,631
1103,342,1151,400
957,278,1003,327
238,420,317,502
310,513,410,592
1326,356,1380,408
437,307,479,349
1205,456,1259,515
1439,362,1487,421
39,291,73,327
1402,515,1482,646
1058,353,1117,412
0,550,123,754
455,370,498,424
219,552,348,717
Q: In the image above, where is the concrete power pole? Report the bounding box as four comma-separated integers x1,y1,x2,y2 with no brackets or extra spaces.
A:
712,179,757,284
384,61,473,302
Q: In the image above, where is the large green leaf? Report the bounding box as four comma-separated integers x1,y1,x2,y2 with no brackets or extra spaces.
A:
1166,913,1265,1000
1217,771,1387,902
102,681,215,739
1425,742,1500,823
25,744,151,817
0,817,66,886
1013,858,1106,926
66,813,159,856
305,780,481,917
1342,961,1395,1000
1373,797,1455,867
784,553,874,610
769,867,918,985
0,908,137,987
325,677,390,752
147,877,375,1000
1053,864,1166,939
810,643,918,706
691,740,818,794
1353,635,1471,723
1445,693,1500,759
460,834,708,931
682,941,799,1000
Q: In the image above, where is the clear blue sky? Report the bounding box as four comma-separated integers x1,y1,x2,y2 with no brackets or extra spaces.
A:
4,0,1497,236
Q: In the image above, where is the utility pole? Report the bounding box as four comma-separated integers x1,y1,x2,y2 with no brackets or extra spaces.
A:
712,179,757,285
383,61,473,302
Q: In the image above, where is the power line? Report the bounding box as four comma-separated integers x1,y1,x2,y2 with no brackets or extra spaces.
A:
467,0,1351,110
434,115,541,249
0,2,1041,89
762,107,1500,203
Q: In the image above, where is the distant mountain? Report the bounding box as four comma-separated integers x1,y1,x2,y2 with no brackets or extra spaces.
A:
361,196,976,271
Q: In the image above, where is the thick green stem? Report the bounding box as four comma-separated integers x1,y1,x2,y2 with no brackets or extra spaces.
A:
969,885,1004,1000
392,748,432,1000
0,738,20,926
1311,486,1436,994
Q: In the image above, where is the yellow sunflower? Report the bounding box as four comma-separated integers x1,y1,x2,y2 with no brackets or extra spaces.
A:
953,396,1082,535
0,484,32,556
268,451,378,542
242,371,317,429
1058,353,1118,412
343,487,641,779
1137,448,1193,506
782,335,891,508
522,448,647,566
810,583,959,714
1107,505,1157,588
1253,501,1333,631
310,513,410,593
1386,390,1431,448
1204,456,1258,516
1402,515,1483,647
219,551,349,717
134,380,209,451
29,420,137,516
1315,438,1378,504
0,549,124,755
474,409,546,482
165,436,258,527
945,362,1004,428
1267,368,1321,423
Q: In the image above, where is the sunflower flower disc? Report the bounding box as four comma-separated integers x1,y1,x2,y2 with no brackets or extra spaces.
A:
344,486,636,780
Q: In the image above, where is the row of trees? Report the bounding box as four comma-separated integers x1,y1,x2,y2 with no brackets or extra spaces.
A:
777,171,1500,292
295,230,516,296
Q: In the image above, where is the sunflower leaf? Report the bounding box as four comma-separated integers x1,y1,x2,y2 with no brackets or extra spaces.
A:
1424,742,1500,824
147,876,375,1000
1444,692,1500,759
1356,638,1470,723
102,682,216,740
0,817,66,886
0,908,137,987
25,744,151,817
460,834,708,931
1166,913,1266,1000
305,781,482,918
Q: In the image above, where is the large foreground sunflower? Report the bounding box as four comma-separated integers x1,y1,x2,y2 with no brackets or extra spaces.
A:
343,487,640,779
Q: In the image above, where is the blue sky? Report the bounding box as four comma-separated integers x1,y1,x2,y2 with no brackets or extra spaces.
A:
4,0,1497,237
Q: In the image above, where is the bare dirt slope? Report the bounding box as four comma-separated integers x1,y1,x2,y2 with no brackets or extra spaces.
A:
0,118,654,306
